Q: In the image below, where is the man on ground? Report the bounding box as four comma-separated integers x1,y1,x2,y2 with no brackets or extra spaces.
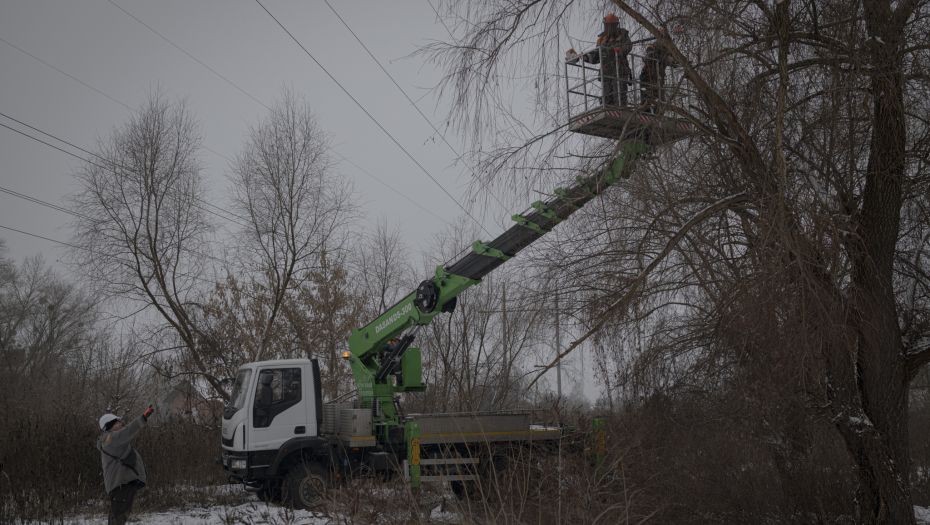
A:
97,406,153,525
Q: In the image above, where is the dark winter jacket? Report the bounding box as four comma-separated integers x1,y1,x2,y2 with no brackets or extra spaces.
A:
97,415,148,493
584,28,632,78
640,42,674,84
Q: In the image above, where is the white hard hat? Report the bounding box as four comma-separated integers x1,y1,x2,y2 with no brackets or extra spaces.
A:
99,414,119,430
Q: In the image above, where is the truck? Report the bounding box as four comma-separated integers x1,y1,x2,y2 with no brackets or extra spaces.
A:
221,82,693,507
220,357,575,507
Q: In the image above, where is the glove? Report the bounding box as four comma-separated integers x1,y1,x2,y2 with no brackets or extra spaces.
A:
143,405,154,421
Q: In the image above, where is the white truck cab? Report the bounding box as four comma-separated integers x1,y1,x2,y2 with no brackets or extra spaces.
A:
221,358,328,508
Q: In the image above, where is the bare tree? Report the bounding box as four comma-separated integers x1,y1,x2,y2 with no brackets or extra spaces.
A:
229,89,357,362
426,0,930,522
199,254,366,400
67,90,224,396
0,251,98,386
351,217,413,317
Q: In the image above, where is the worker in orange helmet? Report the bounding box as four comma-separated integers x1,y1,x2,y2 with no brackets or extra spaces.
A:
639,27,678,114
581,14,632,107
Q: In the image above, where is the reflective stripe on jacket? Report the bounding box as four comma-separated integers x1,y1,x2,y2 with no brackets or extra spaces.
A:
96,415,148,493
583,29,632,76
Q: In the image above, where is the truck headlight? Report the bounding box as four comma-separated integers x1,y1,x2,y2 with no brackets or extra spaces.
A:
230,459,247,470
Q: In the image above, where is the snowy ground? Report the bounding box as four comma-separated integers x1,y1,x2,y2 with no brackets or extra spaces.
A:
17,482,930,525
21,483,461,525
30,501,459,525
28,504,930,525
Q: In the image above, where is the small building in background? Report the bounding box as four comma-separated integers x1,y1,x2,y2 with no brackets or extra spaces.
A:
160,379,221,425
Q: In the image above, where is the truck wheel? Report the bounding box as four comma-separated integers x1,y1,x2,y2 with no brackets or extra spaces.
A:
283,462,328,510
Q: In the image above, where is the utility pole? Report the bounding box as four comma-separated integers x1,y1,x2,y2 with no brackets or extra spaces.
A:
555,292,561,399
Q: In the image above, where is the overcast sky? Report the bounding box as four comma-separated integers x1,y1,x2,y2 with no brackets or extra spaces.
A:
0,0,605,401
0,1,518,265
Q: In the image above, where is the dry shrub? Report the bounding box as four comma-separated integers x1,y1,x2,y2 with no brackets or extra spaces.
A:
130,416,228,512
0,404,102,523
323,476,439,525
614,393,857,525
410,426,651,525
0,401,228,522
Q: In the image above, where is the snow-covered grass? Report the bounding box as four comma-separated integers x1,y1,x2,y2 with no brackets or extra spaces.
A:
26,502,330,525
17,481,456,525
14,474,930,524
21,497,930,525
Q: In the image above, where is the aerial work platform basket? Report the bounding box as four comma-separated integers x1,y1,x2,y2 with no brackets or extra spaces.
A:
564,45,695,146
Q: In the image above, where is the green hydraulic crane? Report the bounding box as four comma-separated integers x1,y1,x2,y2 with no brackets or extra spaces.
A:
343,139,649,441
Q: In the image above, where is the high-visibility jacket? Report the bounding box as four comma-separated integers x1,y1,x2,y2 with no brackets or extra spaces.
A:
584,29,632,78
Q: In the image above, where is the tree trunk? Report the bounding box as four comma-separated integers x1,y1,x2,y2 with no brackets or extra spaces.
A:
844,2,912,520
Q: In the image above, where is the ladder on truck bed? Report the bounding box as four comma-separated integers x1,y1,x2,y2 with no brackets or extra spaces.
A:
402,411,565,484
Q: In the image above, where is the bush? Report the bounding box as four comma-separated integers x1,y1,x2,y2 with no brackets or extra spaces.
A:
0,404,225,522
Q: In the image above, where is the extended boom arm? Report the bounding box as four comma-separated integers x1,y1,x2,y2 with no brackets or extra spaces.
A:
343,140,648,430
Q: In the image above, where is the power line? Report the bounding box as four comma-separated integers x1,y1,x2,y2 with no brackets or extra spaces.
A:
0,222,227,288
107,0,271,112
0,37,236,166
0,37,134,112
0,180,268,275
325,1,507,210
0,185,90,221
0,116,251,230
0,224,79,250
254,0,492,238
424,0,459,42
63,11,451,226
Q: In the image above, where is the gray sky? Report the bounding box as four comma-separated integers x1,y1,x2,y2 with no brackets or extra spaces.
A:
0,0,507,265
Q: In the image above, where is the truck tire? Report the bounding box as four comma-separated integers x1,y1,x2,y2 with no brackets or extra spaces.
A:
283,461,328,510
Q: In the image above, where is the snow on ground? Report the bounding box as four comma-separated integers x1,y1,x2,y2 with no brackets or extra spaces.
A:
31,500,464,525
24,482,460,525
34,504,930,525
52,502,330,524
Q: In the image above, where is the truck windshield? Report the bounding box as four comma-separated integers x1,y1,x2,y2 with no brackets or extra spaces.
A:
227,369,252,412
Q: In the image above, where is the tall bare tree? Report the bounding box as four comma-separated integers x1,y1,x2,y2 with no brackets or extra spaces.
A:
67,91,224,395
426,0,930,522
229,90,357,362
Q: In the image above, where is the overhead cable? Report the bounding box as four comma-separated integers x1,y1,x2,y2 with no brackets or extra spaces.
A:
325,1,507,210
101,2,451,225
254,0,492,238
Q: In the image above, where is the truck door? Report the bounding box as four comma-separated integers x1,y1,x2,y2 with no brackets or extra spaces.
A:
247,366,306,452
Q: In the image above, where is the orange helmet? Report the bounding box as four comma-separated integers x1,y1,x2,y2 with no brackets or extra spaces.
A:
605,14,619,23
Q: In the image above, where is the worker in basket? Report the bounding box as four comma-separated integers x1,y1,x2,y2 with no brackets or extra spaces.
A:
567,14,632,107
639,28,678,114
